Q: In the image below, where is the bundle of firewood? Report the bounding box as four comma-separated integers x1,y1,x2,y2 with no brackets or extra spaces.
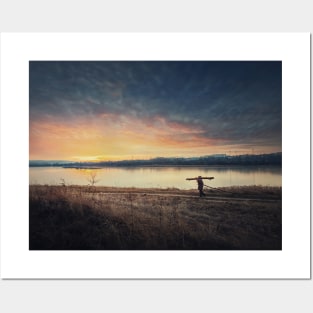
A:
186,177,214,180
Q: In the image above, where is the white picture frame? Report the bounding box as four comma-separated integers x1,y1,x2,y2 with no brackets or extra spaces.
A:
0,33,310,279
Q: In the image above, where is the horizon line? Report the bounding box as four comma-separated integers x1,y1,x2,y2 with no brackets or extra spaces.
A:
29,151,282,163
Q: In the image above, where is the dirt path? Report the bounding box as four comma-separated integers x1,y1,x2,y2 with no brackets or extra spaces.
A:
96,191,281,203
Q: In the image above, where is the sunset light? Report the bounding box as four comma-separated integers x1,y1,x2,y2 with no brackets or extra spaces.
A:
29,61,282,161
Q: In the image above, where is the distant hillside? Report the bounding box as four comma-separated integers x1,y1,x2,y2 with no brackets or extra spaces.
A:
29,152,282,167
29,160,73,167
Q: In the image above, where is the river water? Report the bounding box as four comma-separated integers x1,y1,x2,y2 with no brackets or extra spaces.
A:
29,166,282,189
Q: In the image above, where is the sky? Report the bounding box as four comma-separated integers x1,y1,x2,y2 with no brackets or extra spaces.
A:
29,61,282,161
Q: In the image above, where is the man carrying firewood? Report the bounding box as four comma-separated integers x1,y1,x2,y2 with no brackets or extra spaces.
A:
186,176,214,197
197,176,205,197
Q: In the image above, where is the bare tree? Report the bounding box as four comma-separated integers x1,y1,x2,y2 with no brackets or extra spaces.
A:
87,172,100,186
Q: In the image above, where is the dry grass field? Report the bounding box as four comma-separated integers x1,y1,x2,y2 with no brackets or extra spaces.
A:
29,185,282,250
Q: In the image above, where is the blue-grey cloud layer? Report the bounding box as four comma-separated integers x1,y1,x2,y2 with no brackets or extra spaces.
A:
30,61,282,150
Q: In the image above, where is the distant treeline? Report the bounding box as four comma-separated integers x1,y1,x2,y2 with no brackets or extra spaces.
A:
30,152,282,167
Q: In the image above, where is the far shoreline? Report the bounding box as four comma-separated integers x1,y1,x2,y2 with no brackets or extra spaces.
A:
28,164,283,169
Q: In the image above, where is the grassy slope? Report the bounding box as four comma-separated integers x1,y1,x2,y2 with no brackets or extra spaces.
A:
29,185,282,250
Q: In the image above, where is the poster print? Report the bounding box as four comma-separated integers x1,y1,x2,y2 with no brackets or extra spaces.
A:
29,60,282,251
1,33,309,279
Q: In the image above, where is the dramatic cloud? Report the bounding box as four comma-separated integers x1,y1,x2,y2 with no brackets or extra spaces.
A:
29,61,282,160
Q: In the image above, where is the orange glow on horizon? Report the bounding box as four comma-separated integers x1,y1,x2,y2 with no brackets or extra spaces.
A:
29,113,277,161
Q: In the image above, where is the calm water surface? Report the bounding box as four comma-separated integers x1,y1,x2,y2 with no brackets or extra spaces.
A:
29,166,282,189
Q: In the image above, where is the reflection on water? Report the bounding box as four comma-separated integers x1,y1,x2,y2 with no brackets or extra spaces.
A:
29,166,282,189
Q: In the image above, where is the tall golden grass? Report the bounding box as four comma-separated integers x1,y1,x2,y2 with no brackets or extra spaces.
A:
29,185,282,250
